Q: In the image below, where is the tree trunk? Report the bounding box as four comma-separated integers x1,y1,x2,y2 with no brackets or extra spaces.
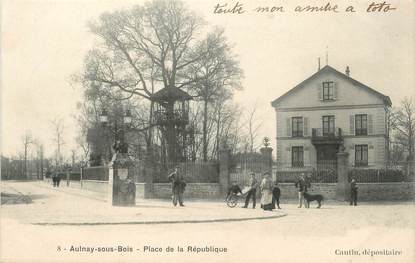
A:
165,100,177,162
202,99,209,162
24,146,27,180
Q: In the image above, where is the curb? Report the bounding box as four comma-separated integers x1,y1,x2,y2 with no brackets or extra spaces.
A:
31,212,287,226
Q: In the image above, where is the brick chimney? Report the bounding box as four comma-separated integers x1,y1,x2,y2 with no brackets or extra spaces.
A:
345,66,350,76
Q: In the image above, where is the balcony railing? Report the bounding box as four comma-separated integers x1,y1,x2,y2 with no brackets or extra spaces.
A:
311,128,343,144
154,109,189,125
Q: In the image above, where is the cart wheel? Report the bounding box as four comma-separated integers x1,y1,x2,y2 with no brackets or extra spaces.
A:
227,196,238,208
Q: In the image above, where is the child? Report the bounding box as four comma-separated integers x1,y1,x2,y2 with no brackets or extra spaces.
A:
226,180,243,201
271,182,281,209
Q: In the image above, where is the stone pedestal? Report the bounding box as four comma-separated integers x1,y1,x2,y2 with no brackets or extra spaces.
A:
108,153,136,206
336,151,349,201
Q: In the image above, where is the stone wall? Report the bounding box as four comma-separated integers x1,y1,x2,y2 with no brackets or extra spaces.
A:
81,180,108,194
277,182,414,201
356,182,415,201
71,180,414,201
153,183,221,199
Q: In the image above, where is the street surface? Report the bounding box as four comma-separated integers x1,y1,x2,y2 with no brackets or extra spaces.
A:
1,181,414,263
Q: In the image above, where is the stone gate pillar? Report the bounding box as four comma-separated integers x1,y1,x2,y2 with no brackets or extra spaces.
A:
336,148,349,201
219,146,231,195
260,146,273,174
108,153,136,206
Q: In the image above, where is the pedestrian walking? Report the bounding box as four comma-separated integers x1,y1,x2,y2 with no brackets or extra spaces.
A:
295,173,307,208
56,173,61,187
260,172,273,211
243,173,258,209
271,182,281,209
52,172,57,187
350,177,358,206
168,166,186,207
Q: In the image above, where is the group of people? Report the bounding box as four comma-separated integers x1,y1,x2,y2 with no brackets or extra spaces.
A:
51,173,61,187
226,172,281,211
167,167,358,208
295,173,358,207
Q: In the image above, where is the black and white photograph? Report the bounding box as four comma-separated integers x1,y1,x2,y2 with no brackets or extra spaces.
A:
1,0,414,262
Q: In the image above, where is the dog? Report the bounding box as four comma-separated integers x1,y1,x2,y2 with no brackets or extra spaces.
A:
303,192,324,208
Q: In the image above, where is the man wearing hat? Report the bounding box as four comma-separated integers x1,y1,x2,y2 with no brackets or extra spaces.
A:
243,173,258,209
295,173,307,208
168,166,186,207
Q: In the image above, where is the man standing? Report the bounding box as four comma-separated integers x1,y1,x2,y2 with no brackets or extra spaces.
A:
243,173,258,209
350,177,358,206
168,166,186,207
295,174,307,208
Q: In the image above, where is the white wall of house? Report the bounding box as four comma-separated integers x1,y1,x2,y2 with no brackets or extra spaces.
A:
273,67,389,169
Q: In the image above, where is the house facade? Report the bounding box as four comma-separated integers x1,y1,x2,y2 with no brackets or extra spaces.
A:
271,65,392,170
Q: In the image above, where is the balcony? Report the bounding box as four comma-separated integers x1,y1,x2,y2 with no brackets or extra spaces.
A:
154,109,189,126
311,128,343,145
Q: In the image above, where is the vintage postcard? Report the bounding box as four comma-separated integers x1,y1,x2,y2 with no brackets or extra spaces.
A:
1,0,414,262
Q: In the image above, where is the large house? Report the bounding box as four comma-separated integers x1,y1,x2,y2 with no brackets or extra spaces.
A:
271,65,391,170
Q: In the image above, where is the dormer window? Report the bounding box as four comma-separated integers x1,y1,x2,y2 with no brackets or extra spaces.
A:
323,81,334,100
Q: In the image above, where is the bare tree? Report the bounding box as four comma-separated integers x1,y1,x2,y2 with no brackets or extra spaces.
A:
51,118,65,171
243,103,264,152
75,0,243,162
33,140,45,180
391,97,415,162
21,131,34,179
185,29,243,161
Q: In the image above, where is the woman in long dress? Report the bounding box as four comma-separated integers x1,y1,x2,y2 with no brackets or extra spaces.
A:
260,172,273,211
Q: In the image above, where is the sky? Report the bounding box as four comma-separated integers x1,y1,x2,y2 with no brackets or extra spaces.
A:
1,0,415,159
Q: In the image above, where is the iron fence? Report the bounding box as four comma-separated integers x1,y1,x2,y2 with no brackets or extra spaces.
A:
348,161,414,183
152,161,219,183
273,161,338,183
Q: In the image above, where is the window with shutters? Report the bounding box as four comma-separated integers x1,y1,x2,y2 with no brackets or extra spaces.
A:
292,146,304,167
323,81,334,100
355,145,368,166
355,114,368,135
292,117,303,137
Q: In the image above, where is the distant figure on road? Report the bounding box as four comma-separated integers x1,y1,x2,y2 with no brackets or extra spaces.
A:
56,173,61,187
260,172,273,211
295,174,307,208
52,173,57,187
243,173,258,209
271,182,281,210
350,177,358,206
168,166,186,207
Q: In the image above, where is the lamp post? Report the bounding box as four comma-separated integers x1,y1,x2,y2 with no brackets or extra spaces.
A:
99,108,136,206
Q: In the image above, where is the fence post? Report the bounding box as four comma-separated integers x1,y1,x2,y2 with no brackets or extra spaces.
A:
336,147,349,201
260,146,273,174
219,146,231,195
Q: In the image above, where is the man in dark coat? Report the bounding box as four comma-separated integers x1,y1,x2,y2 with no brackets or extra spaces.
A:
243,173,258,209
350,178,358,206
168,166,186,207
271,182,281,209
295,174,307,208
